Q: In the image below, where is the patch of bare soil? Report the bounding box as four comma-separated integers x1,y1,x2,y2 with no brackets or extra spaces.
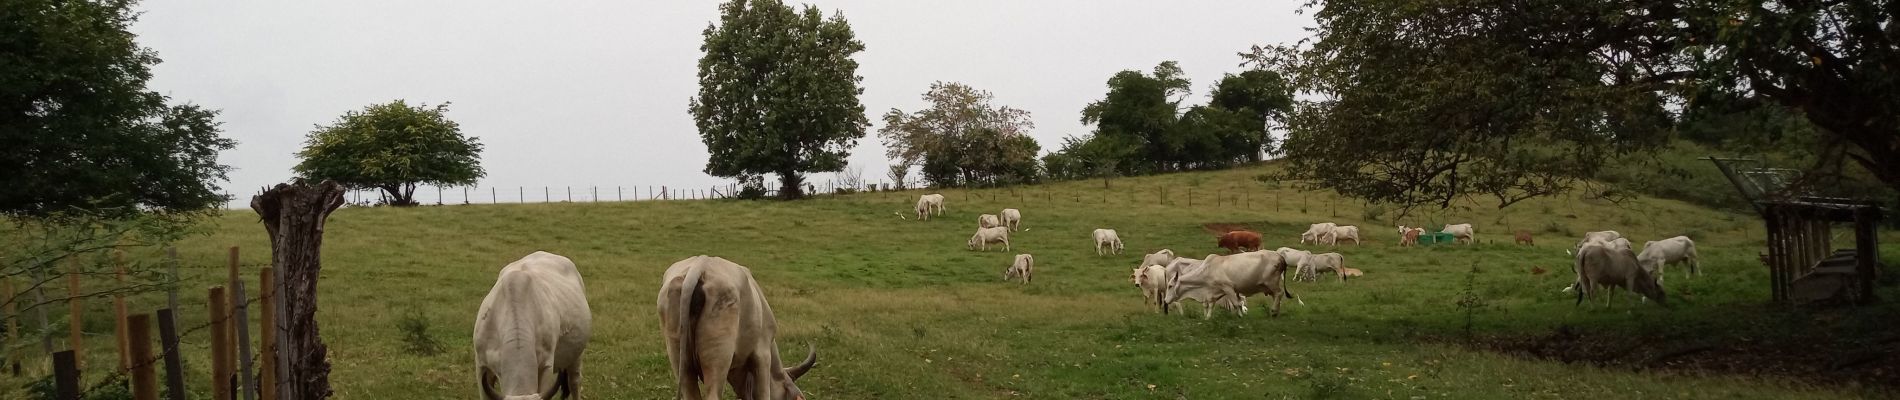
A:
1452,325,1900,389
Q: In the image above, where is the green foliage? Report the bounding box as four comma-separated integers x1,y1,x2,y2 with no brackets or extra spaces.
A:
397,309,443,356
690,0,868,199
0,0,236,218
1256,0,1900,214
294,101,484,207
1066,61,1291,180
879,82,1040,188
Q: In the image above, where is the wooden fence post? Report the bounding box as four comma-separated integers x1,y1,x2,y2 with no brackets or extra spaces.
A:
492,187,497,204
33,268,52,356
115,252,129,373
210,286,232,400
252,180,345,400
128,314,156,400
230,247,256,400
67,258,82,369
157,309,186,400
617,186,623,201
53,350,78,400
260,268,278,400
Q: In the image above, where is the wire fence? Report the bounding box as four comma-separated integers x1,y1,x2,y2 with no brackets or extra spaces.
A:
238,179,907,207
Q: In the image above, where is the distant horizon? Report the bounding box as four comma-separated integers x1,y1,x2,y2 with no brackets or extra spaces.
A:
127,1,1313,208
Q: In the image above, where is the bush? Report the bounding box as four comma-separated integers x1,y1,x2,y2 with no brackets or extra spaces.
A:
1361,204,1386,223
398,310,444,356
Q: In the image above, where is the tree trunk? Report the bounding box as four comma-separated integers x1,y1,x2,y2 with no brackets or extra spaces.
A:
251,180,345,400
778,172,805,200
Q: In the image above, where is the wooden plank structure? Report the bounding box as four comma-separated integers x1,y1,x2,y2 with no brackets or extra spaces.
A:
1708,157,1884,304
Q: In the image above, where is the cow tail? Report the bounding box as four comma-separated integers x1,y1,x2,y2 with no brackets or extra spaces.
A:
677,262,707,390
1280,262,1305,306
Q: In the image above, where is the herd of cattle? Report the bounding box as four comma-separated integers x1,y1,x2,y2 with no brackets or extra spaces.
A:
467,193,1705,399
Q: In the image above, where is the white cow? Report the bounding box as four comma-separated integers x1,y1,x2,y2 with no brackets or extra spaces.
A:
968,226,1011,251
1005,254,1034,284
1300,223,1338,245
1638,236,1700,284
474,251,592,400
1577,230,1622,249
659,256,818,400
1572,242,1668,307
1275,247,1314,280
1093,229,1125,255
1131,264,1177,313
923,193,946,214
1161,251,1300,318
978,214,1002,229
913,196,933,221
1296,252,1347,283
1139,249,1177,272
1442,223,1475,244
1000,208,1023,231
1323,225,1361,246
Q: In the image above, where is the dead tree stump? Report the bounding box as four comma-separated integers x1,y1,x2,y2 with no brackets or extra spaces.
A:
252,180,345,400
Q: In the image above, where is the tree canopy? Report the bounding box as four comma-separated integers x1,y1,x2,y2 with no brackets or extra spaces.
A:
0,0,236,218
294,101,485,206
1261,0,1900,213
879,82,1040,187
690,0,868,199
1056,61,1291,179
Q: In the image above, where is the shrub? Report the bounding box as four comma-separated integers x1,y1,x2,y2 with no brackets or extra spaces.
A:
1361,204,1386,223
398,310,444,356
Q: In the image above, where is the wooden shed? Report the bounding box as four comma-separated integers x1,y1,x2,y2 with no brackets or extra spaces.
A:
1708,157,1883,304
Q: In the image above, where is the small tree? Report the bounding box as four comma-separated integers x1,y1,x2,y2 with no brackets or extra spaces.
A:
294,101,485,206
886,164,911,190
690,0,869,199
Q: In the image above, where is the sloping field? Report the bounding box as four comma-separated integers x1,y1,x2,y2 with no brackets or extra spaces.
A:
49,163,1900,399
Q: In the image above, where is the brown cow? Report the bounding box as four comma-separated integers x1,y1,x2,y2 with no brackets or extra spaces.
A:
660,256,817,400
1513,230,1535,246
1399,226,1423,247
1216,231,1262,254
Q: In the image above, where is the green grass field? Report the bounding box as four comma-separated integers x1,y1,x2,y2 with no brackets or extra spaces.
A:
18,163,1899,399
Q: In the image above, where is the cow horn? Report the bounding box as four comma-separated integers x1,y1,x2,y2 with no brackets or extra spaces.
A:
786,343,818,380
479,367,503,400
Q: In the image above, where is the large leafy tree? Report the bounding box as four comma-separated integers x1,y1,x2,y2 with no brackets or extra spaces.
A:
0,0,236,218
1075,61,1290,175
879,82,1040,187
1263,0,1900,213
691,0,868,199
294,101,485,206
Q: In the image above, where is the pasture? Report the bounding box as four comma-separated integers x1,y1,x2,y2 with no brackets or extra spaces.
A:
36,163,1900,399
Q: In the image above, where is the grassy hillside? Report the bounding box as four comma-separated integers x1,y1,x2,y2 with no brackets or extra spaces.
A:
17,163,1898,399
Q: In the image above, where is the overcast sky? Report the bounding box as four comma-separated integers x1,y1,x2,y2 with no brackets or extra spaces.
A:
132,1,1313,205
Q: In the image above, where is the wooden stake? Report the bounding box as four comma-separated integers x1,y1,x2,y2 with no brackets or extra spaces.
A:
158,309,186,400
210,286,232,400
230,247,256,400
53,350,78,400
128,314,157,400
2,277,16,376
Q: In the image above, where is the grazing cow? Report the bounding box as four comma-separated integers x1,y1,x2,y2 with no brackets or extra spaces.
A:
1572,242,1668,307
1093,229,1124,255
1000,208,1023,231
913,197,932,221
1295,252,1347,283
1300,223,1338,245
1161,251,1300,318
968,227,1011,251
1131,264,1176,313
1513,230,1534,246
923,194,946,214
1573,230,1622,252
1139,249,1177,272
1562,236,1635,293
1637,236,1700,284
1005,254,1034,284
1216,231,1263,254
978,214,1002,229
1322,225,1361,246
474,251,592,400
1442,224,1475,244
1397,226,1424,247
659,256,818,400
1275,247,1314,280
